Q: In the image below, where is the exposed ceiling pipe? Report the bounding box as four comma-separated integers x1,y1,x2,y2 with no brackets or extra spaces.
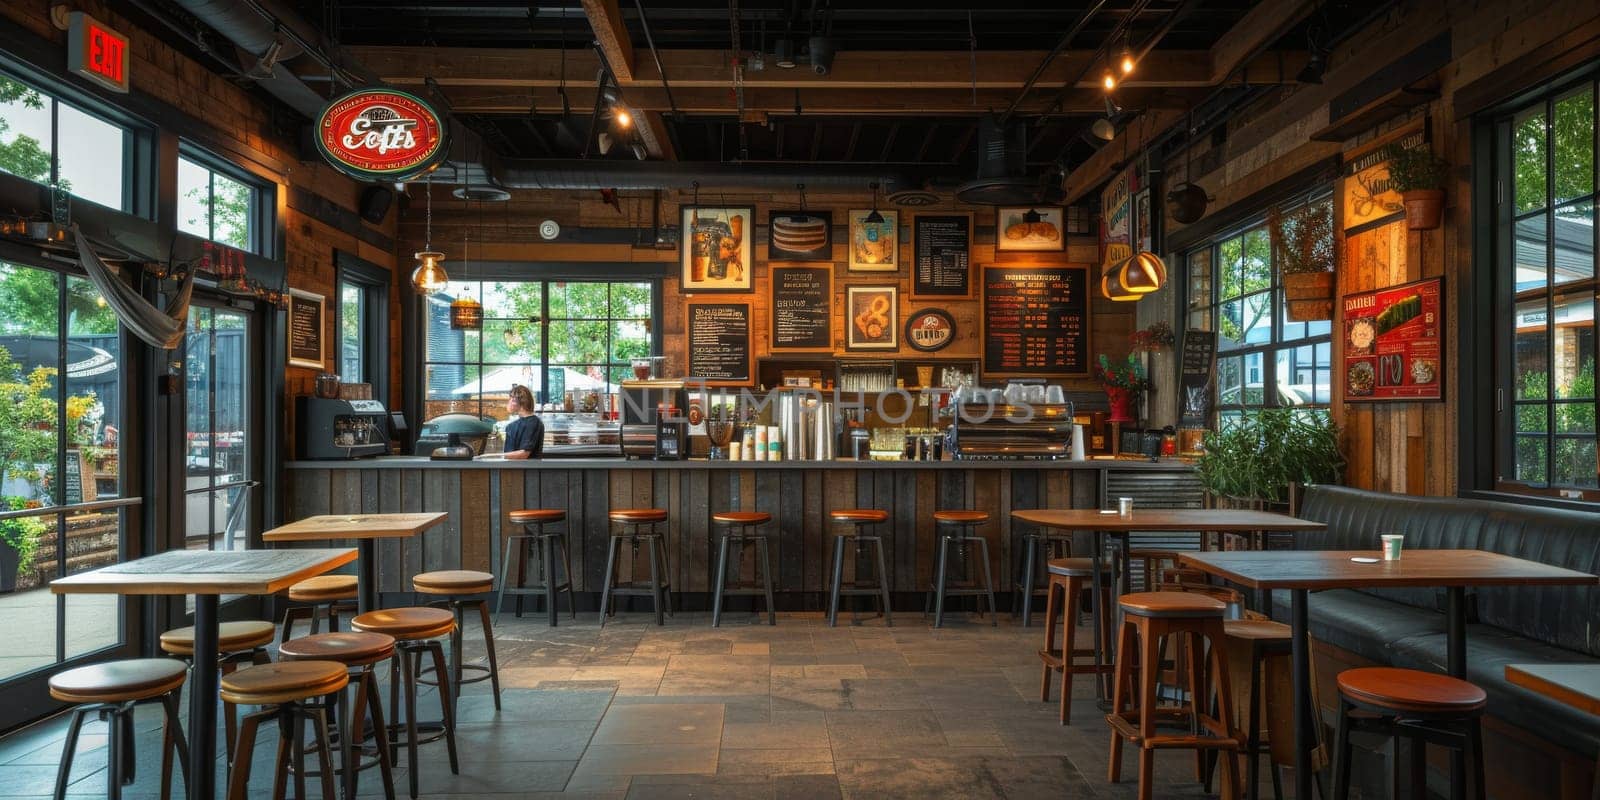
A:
169,0,362,117
997,0,1109,125
495,160,928,192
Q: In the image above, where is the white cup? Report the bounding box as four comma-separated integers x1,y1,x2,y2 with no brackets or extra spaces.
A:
1380,534,1404,561
1118,497,1133,517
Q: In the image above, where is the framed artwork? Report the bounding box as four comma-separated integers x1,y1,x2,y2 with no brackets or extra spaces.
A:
845,285,898,350
1341,273,1443,403
911,213,972,297
680,206,753,292
904,308,956,352
847,209,898,272
996,206,1065,252
286,288,325,369
768,210,832,261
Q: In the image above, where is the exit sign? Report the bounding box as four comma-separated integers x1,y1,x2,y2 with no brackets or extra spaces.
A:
67,12,129,93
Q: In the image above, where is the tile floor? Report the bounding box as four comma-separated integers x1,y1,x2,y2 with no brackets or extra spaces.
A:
0,606,1323,799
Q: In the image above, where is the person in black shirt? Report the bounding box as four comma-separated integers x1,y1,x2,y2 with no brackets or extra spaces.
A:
502,384,544,459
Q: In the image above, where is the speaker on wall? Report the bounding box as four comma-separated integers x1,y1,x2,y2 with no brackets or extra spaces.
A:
358,186,394,224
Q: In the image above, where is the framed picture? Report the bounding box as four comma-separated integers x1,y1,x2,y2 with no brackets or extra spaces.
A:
904,308,956,352
996,206,1065,252
847,209,898,272
1341,273,1444,403
768,210,832,261
845,285,898,350
286,288,325,369
680,206,753,292
911,213,972,297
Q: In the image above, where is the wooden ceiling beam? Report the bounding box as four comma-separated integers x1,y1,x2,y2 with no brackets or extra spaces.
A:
1060,108,1185,204
1209,0,1319,84
579,0,636,82
436,85,1190,116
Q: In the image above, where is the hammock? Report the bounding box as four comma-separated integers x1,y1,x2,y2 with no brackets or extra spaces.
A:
72,223,196,350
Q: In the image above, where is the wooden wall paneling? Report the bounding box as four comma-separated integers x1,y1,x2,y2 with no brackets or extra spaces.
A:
802,470,824,600
657,468,685,594
775,469,804,593
996,469,1014,591
397,471,423,593
971,470,1002,594
376,470,401,593
329,470,360,515
685,468,712,594
914,470,937,593
581,470,609,593
892,469,918,593
497,470,525,595
935,470,966,582
459,470,491,572
607,469,631,586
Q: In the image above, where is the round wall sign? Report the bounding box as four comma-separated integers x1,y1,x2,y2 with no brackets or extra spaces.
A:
905,308,956,352
315,88,450,181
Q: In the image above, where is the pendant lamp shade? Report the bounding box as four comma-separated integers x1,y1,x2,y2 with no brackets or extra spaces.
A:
1100,251,1167,301
1100,257,1140,301
450,293,483,329
411,251,448,295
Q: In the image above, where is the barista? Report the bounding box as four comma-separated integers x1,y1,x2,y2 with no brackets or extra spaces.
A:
502,384,545,459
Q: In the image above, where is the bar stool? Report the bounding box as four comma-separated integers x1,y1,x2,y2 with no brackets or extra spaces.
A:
1220,616,1294,800
1013,526,1074,627
159,619,274,762
48,659,189,800
1332,667,1487,800
222,660,348,800
278,632,398,800
280,574,359,643
1107,591,1242,800
925,510,997,627
826,508,893,627
598,508,673,626
497,509,574,626
709,511,776,627
411,569,502,709
351,607,460,800
1038,557,1115,724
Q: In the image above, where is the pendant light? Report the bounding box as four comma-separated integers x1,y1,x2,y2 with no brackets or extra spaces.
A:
411,173,448,295
864,181,885,225
449,197,483,330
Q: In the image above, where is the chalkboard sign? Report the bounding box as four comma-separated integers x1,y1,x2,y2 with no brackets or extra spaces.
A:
980,266,1090,376
687,302,753,384
1178,329,1218,427
64,449,85,505
912,214,971,297
287,288,325,369
770,266,832,351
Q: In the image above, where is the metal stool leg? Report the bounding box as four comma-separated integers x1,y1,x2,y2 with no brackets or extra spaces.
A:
557,533,576,619
645,532,664,626
598,535,621,624
656,525,675,617
871,535,893,626
974,536,997,626
711,532,731,628
541,534,559,627
827,535,846,627
756,534,776,625
1020,533,1040,626
933,534,951,628
496,534,518,620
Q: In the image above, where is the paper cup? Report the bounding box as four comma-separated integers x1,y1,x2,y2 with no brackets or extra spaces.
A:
1118,497,1133,517
1380,534,1404,561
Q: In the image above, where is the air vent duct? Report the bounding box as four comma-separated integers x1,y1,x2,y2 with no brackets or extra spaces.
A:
955,117,1065,205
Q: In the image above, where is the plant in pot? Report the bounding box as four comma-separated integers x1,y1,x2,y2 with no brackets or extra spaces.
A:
0,496,45,593
1096,353,1150,424
1386,144,1449,230
1270,201,1335,322
1195,407,1344,510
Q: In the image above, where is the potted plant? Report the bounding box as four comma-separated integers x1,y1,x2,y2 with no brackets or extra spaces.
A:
1270,202,1335,321
1096,353,1150,424
1386,144,1449,230
1195,408,1344,509
0,496,45,593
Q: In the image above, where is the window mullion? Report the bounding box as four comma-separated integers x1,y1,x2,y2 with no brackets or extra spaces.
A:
1544,97,1558,486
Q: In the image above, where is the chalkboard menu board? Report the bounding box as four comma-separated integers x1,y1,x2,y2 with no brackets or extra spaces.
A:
1178,330,1217,427
770,266,831,351
912,214,971,297
287,288,325,369
981,266,1089,376
688,302,753,384
64,449,85,505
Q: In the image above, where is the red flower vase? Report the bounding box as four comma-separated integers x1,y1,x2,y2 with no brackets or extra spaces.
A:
1104,386,1137,423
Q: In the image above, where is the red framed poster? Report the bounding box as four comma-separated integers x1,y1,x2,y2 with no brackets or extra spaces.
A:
1341,276,1443,402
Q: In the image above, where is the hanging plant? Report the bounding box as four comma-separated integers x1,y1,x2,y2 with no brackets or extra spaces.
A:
1130,321,1175,353
1386,144,1449,230
1271,201,1335,321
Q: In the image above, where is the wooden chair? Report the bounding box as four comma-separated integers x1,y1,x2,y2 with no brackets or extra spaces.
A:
497,509,574,626
412,569,502,708
159,619,274,762
352,607,461,800
280,574,359,643
924,510,997,628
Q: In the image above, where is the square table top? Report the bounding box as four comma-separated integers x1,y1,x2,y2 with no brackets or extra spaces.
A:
1505,664,1600,716
51,548,358,595
1011,508,1326,532
262,512,447,542
1181,549,1600,591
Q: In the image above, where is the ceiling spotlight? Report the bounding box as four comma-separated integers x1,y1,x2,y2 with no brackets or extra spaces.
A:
613,106,633,128
807,36,837,76
1104,96,1122,117
774,38,797,69
1297,51,1326,84
1092,118,1116,141
1102,70,1116,91
1119,47,1135,75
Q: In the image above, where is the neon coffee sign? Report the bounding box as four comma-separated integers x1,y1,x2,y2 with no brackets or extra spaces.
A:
315,89,449,181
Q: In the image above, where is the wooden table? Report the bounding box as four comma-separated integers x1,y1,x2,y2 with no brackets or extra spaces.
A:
53,548,358,800
1182,549,1599,800
1506,664,1600,800
263,512,446,612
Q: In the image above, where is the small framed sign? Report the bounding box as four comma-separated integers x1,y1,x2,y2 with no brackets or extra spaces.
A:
286,288,326,369
904,308,956,352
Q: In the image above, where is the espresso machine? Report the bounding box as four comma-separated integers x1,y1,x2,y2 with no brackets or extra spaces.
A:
295,396,390,459
619,380,687,459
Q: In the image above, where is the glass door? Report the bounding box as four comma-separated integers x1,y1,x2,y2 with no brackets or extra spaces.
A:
184,306,255,552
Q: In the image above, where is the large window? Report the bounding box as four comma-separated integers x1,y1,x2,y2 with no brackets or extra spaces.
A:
1495,80,1597,492
1183,197,1334,424
177,148,269,254
424,279,654,421
0,73,133,212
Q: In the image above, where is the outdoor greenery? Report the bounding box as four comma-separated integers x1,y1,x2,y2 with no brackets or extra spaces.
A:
1514,90,1595,213
180,158,254,250
1515,358,1598,487
1197,407,1344,504
0,77,54,187
1269,200,1334,274
0,495,46,578
1217,227,1272,347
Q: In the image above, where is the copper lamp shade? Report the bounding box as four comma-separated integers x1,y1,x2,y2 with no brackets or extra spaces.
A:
411,251,448,296
449,294,483,330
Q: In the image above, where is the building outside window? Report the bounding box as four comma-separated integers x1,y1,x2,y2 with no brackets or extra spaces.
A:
0,73,133,213
176,148,268,254
339,280,366,382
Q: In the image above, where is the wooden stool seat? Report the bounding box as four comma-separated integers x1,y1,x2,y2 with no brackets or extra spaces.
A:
712,511,771,525
287,574,359,602
830,508,888,523
510,509,566,523
159,620,275,656
1222,618,1292,641
352,607,456,640
48,658,188,704
609,508,667,524
412,569,494,595
220,661,349,706
1337,667,1487,714
279,632,397,667
934,510,989,524
1047,557,1114,578
1118,591,1226,618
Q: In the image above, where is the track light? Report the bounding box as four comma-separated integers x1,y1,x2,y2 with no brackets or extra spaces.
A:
1102,69,1116,91
613,105,633,129
1092,117,1116,141
774,38,797,69
1104,96,1122,117
597,131,614,155
1120,47,1135,75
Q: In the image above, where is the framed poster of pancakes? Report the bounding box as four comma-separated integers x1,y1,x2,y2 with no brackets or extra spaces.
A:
996,206,1065,252
845,285,899,351
768,210,832,261
847,209,899,272
681,206,754,292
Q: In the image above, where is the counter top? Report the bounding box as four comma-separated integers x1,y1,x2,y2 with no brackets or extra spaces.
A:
285,456,1195,471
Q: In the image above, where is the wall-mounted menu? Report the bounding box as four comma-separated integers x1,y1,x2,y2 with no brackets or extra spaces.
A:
981,266,1089,376
1178,330,1217,427
769,266,831,351
286,288,324,369
688,302,753,384
912,214,971,296
1342,276,1443,402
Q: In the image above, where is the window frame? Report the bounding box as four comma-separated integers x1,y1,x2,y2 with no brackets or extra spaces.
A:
0,65,151,217
334,251,390,402
175,143,274,256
